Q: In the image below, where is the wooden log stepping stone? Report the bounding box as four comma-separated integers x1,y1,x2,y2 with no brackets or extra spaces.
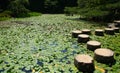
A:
95,29,104,36
87,41,101,51
114,21,120,27
107,23,115,28
74,54,95,73
94,48,114,64
105,28,115,35
78,34,89,43
72,30,82,38
82,29,91,35
113,27,119,33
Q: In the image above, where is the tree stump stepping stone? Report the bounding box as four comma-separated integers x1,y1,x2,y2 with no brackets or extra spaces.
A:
107,23,115,28
94,48,115,64
105,28,115,35
114,21,120,27
78,34,89,43
87,41,101,51
95,29,104,36
113,27,119,33
72,30,82,38
82,29,91,35
74,54,95,73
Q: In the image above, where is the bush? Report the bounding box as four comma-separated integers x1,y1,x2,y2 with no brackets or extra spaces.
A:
0,11,12,21
64,7,78,16
28,12,42,17
8,0,29,17
77,0,120,22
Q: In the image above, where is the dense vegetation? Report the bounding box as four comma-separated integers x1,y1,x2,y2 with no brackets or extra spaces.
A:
65,0,120,22
0,0,120,73
0,14,120,73
0,0,77,19
0,0,120,21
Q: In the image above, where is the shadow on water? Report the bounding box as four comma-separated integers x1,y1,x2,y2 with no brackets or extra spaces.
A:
37,59,43,67
0,69,4,72
59,55,68,62
70,51,77,56
21,67,32,73
72,42,79,49
49,41,58,47
61,49,67,53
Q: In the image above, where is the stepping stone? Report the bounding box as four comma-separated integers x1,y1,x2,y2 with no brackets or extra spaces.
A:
78,34,89,43
74,54,95,73
72,30,82,38
87,41,101,51
94,48,114,64
105,28,115,35
95,29,104,36
114,21,120,27
112,27,119,33
107,23,115,28
82,29,91,35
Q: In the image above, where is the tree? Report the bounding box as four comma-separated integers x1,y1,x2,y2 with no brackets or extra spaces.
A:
0,0,10,12
77,0,120,21
28,0,44,12
44,0,58,13
8,0,29,17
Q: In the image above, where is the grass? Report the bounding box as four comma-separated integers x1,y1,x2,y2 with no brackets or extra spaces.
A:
0,14,120,73
0,17,10,21
28,12,42,17
0,12,41,21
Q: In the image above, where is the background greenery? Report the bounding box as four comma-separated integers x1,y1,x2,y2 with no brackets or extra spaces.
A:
0,0,120,22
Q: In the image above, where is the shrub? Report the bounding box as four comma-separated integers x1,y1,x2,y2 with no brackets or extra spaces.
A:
64,7,78,16
8,0,29,17
77,0,120,22
28,12,42,17
0,11,12,21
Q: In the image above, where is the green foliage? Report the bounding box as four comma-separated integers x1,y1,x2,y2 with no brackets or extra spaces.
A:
0,14,120,72
64,7,78,16
28,12,42,17
0,0,78,16
44,0,58,13
0,11,12,21
28,0,44,12
0,0,10,11
76,0,120,22
0,17,10,21
8,0,29,17
29,0,78,13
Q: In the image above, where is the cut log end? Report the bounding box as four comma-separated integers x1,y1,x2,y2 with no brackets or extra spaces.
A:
87,41,101,51
72,30,82,38
95,29,104,36
87,41,101,46
78,34,89,43
74,54,95,72
114,21,120,27
113,27,119,33
95,48,114,57
82,29,91,35
107,23,116,28
94,48,115,64
105,28,115,35
75,54,93,63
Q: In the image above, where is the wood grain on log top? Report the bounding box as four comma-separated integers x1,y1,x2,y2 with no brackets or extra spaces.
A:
87,41,101,46
78,34,89,38
95,48,114,57
75,54,93,63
